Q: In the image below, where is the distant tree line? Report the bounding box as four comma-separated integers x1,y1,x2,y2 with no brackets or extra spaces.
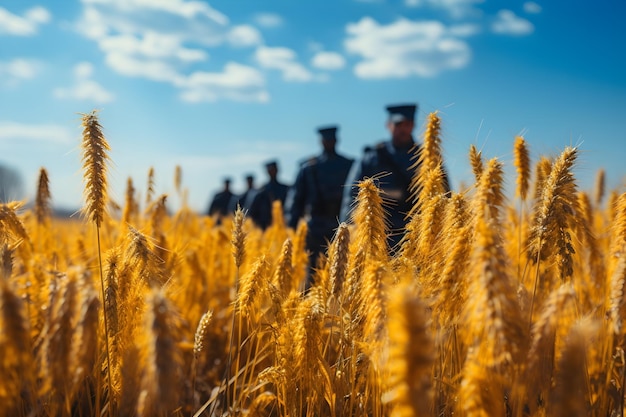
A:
0,163,24,203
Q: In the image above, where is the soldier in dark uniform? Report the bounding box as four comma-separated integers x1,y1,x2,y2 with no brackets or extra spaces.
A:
340,103,450,250
285,125,354,288
228,173,256,213
207,177,234,222
248,160,290,229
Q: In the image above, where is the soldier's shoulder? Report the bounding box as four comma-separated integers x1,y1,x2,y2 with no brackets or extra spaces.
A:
335,153,354,164
298,155,319,168
360,141,388,162
362,140,387,154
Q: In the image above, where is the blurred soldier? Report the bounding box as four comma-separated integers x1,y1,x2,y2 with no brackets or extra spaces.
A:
341,103,450,250
207,177,233,222
228,173,256,213
248,160,290,229
285,125,354,287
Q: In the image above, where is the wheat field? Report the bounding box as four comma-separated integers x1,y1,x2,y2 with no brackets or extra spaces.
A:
0,109,625,417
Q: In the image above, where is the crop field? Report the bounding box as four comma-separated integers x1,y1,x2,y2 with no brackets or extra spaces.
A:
0,110,625,417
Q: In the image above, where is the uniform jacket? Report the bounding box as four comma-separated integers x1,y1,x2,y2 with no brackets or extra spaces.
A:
248,179,290,229
208,190,234,217
285,151,353,232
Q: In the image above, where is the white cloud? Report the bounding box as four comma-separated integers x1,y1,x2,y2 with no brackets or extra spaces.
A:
404,0,484,19
255,46,313,82
81,0,228,24
0,121,73,144
0,6,51,36
523,2,542,14
99,32,208,62
311,52,346,70
492,10,534,35
105,51,183,83
345,17,471,79
227,25,263,47
0,59,40,86
253,12,283,28
449,23,481,37
178,62,269,103
75,1,275,102
74,61,95,78
54,62,115,103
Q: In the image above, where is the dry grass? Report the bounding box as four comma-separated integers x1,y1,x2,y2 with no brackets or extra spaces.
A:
0,109,624,417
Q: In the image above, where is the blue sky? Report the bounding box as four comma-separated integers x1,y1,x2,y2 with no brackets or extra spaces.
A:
1,0,625,213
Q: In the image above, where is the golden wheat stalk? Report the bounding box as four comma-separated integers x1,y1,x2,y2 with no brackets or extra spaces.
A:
351,178,388,261
0,243,13,280
407,111,448,218
80,109,114,416
431,193,472,326
35,167,52,225
469,144,484,183
328,223,350,297
174,165,182,196
232,205,246,271
122,177,137,228
514,136,530,202
594,168,606,207
527,146,579,283
80,110,110,228
0,278,33,414
383,284,433,417
525,284,577,414
273,238,294,298
137,289,182,416
549,319,597,417
146,166,156,207
609,193,626,274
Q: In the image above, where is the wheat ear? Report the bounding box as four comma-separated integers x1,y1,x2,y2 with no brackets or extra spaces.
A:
145,166,155,207
527,146,579,283
550,319,597,417
514,136,530,202
469,144,484,183
273,238,294,298
594,168,606,207
0,278,33,414
383,284,433,417
352,178,388,262
35,167,52,225
80,109,114,416
122,177,137,228
137,289,182,416
329,222,350,297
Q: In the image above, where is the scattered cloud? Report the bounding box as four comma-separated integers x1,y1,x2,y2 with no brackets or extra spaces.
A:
178,62,269,103
99,32,208,62
54,62,115,103
80,0,228,25
0,59,40,87
0,121,73,144
106,52,181,83
492,10,534,35
404,0,485,19
253,12,283,28
227,25,263,47
311,52,346,70
0,6,51,36
345,17,471,79
255,46,314,82
449,23,481,37
75,1,275,102
523,2,542,14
